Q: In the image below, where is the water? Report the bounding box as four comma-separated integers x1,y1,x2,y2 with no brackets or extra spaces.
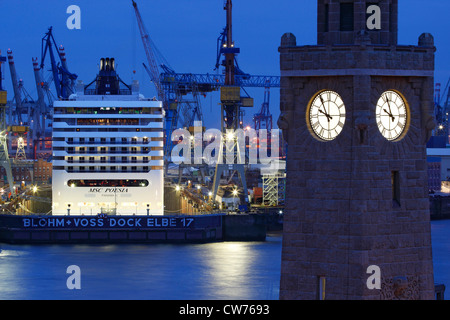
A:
0,235,282,300
430,220,450,293
0,220,449,300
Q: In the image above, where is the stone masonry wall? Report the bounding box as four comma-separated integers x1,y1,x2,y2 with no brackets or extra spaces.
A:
279,33,436,299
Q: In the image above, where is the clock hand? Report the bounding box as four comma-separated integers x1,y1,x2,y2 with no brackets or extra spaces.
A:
319,96,333,121
319,109,332,121
383,108,395,122
385,94,392,112
385,94,395,122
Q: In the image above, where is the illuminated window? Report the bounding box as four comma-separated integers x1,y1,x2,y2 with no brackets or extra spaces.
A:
67,179,149,187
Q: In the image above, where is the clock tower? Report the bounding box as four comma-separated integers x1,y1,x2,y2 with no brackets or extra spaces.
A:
278,0,436,300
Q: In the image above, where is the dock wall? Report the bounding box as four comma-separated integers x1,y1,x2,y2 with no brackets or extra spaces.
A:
0,213,267,244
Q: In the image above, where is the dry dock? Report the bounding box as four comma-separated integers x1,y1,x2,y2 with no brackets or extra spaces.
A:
0,214,267,244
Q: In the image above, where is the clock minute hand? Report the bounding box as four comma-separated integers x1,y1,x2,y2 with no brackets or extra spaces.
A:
385,95,395,122
319,96,333,121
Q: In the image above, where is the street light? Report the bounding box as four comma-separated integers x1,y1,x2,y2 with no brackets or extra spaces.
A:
226,131,235,141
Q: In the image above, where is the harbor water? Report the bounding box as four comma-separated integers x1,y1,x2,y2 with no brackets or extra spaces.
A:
0,219,449,300
0,234,282,300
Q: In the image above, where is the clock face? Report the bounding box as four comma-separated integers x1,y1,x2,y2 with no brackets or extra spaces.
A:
308,90,346,141
375,90,408,141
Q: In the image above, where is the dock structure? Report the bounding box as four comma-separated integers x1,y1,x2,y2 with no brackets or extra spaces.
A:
0,213,267,244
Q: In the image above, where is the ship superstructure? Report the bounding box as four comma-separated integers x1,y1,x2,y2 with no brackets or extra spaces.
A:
52,58,164,215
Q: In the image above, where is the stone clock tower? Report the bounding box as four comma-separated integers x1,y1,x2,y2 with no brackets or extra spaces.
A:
278,0,436,300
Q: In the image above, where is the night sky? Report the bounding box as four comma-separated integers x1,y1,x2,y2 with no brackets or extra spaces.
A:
0,0,448,129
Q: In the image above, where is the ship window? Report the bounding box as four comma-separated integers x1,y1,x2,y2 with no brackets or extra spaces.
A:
67,179,149,187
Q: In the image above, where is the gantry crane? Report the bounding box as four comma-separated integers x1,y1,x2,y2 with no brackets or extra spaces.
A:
435,78,450,137
6,50,32,159
254,84,273,132
0,51,16,197
40,27,78,100
132,1,279,161
132,0,173,165
133,0,209,171
211,0,252,204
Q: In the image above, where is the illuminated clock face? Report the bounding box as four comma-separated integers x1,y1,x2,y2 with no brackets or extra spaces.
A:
375,90,408,141
308,90,346,141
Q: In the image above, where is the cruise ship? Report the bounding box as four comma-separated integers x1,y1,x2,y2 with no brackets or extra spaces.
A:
52,58,164,215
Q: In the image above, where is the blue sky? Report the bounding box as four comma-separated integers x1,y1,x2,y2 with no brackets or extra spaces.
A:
0,0,448,129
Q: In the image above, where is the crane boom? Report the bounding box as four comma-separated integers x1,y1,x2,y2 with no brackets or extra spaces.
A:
132,0,165,105
40,27,77,99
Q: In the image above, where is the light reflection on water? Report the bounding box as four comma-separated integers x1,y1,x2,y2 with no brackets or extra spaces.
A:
1,219,448,300
0,235,282,300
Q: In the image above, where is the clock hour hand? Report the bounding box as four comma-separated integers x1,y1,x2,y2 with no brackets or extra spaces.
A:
383,108,395,122
319,109,332,121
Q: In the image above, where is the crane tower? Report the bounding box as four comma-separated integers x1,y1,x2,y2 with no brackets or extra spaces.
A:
211,0,250,204
0,51,15,195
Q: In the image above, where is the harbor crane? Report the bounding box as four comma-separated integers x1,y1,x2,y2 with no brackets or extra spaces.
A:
211,0,254,205
132,0,207,169
6,50,32,159
40,27,78,100
0,51,16,197
435,78,450,137
254,84,273,132
132,1,280,170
